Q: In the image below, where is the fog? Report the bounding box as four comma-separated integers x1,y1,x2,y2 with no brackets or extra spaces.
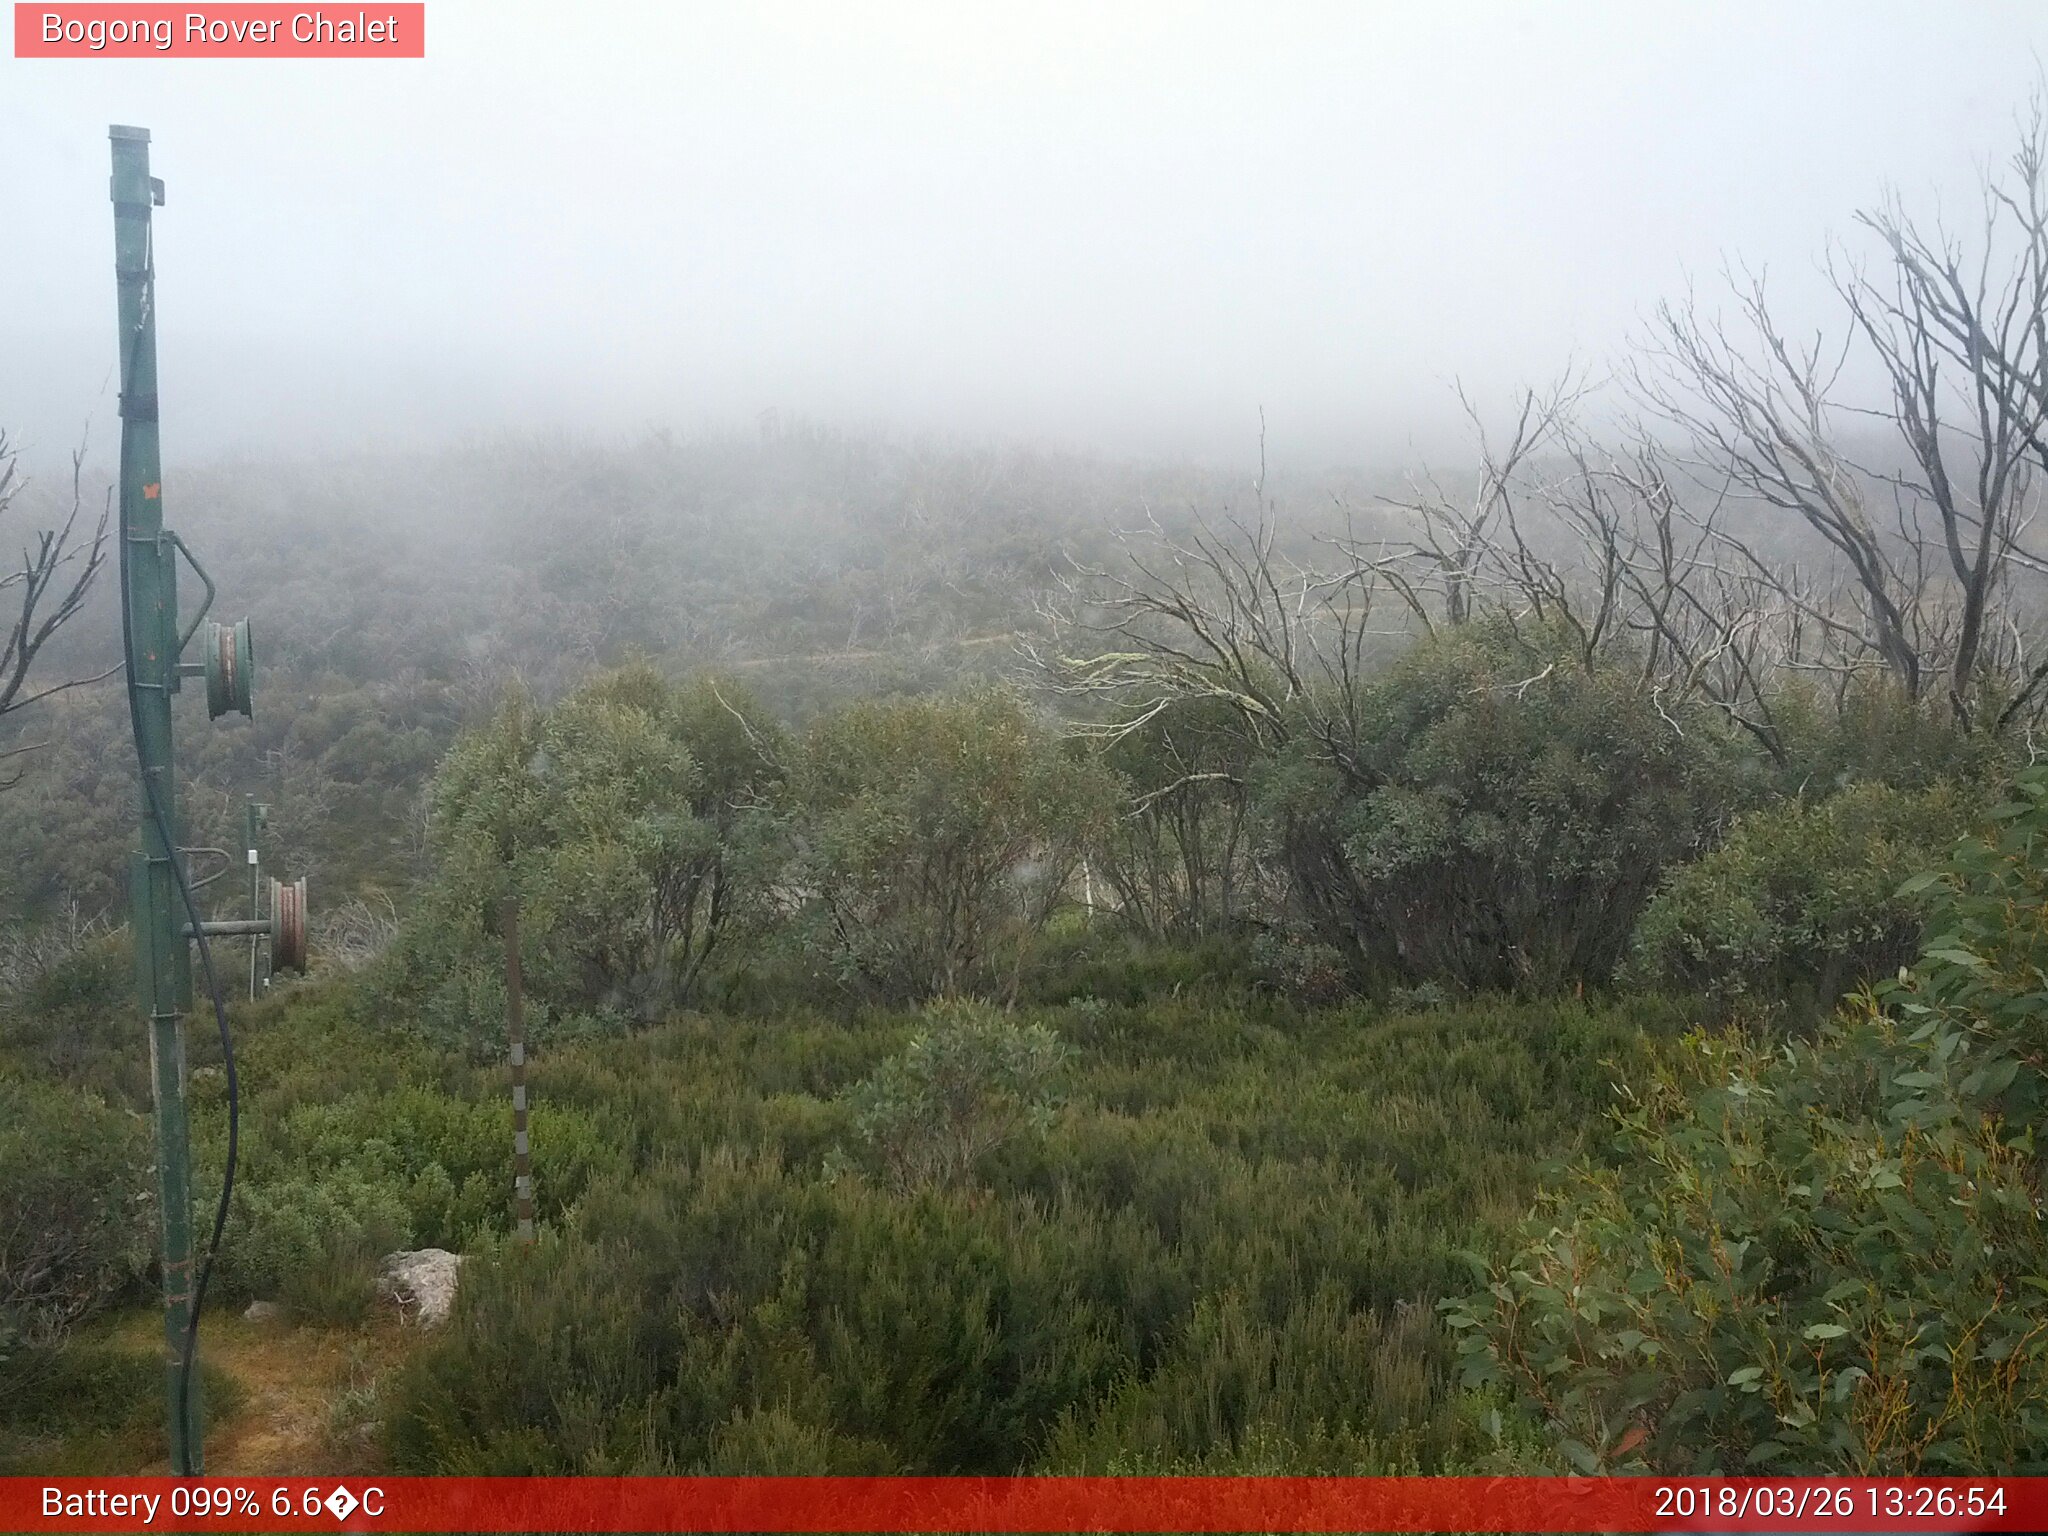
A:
5,1,2048,469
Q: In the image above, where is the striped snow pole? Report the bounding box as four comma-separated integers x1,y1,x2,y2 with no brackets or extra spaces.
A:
503,896,535,1244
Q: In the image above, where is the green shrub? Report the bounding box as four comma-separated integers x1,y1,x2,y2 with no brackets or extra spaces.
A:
785,690,1114,1003
0,931,144,1108
1386,980,1450,1013
218,1172,411,1324
1449,775,2048,1473
843,1004,1072,1190
385,1156,1126,1473
180,991,632,1322
1627,782,1971,1013
388,667,783,1049
1039,1289,1455,1473
1014,931,1252,1008
383,989,1662,1475
1892,766,2048,1131
1249,930,1352,1005
1257,621,1743,992
0,1339,243,1475
236,1087,624,1242
1770,679,2013,795
201,1078,630,1319
0,1075,151,1361
1092,699,1259,940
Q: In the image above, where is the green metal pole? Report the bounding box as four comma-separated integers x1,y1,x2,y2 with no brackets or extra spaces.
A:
111,123,202,1477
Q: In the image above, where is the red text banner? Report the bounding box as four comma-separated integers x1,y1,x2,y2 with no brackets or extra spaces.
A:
14,5,424,57
3,1476,2044,1533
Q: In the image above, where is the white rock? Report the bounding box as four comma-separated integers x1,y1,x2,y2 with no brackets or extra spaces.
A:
375,1248,466,1327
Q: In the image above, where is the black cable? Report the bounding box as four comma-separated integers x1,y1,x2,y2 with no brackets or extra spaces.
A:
117,228,238,1478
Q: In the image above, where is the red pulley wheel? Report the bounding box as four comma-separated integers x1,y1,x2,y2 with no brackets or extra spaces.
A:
269,875,308,974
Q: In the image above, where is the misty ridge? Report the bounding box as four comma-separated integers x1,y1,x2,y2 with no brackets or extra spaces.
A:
0,398,1881,807
0,393,1954,704
0,247,2033,923
12,73,2048,1007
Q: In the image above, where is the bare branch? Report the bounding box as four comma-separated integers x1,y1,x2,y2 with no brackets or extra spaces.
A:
0,432,116,779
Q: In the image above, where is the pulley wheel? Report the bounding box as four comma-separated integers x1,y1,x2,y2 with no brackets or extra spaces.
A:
269,875,308,974
205,618,254,719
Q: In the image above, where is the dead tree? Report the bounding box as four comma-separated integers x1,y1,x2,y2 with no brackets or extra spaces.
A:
1845,101,2048,731
1031,494,1412,791
1029,469,1419,954
1374,373,1587,630
1477,431,1803,761
0,433,114,789
1030,440,1736,984
1627,103,2048,736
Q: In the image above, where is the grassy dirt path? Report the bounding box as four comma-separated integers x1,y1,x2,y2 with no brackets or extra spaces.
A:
173,1311,408,1476
11,1305,414,1476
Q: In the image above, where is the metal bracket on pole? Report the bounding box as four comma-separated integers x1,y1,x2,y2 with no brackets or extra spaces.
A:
169,532,216,655
185,879,307,971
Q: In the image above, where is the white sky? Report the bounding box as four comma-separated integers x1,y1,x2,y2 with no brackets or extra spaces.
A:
4,1,2047,469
